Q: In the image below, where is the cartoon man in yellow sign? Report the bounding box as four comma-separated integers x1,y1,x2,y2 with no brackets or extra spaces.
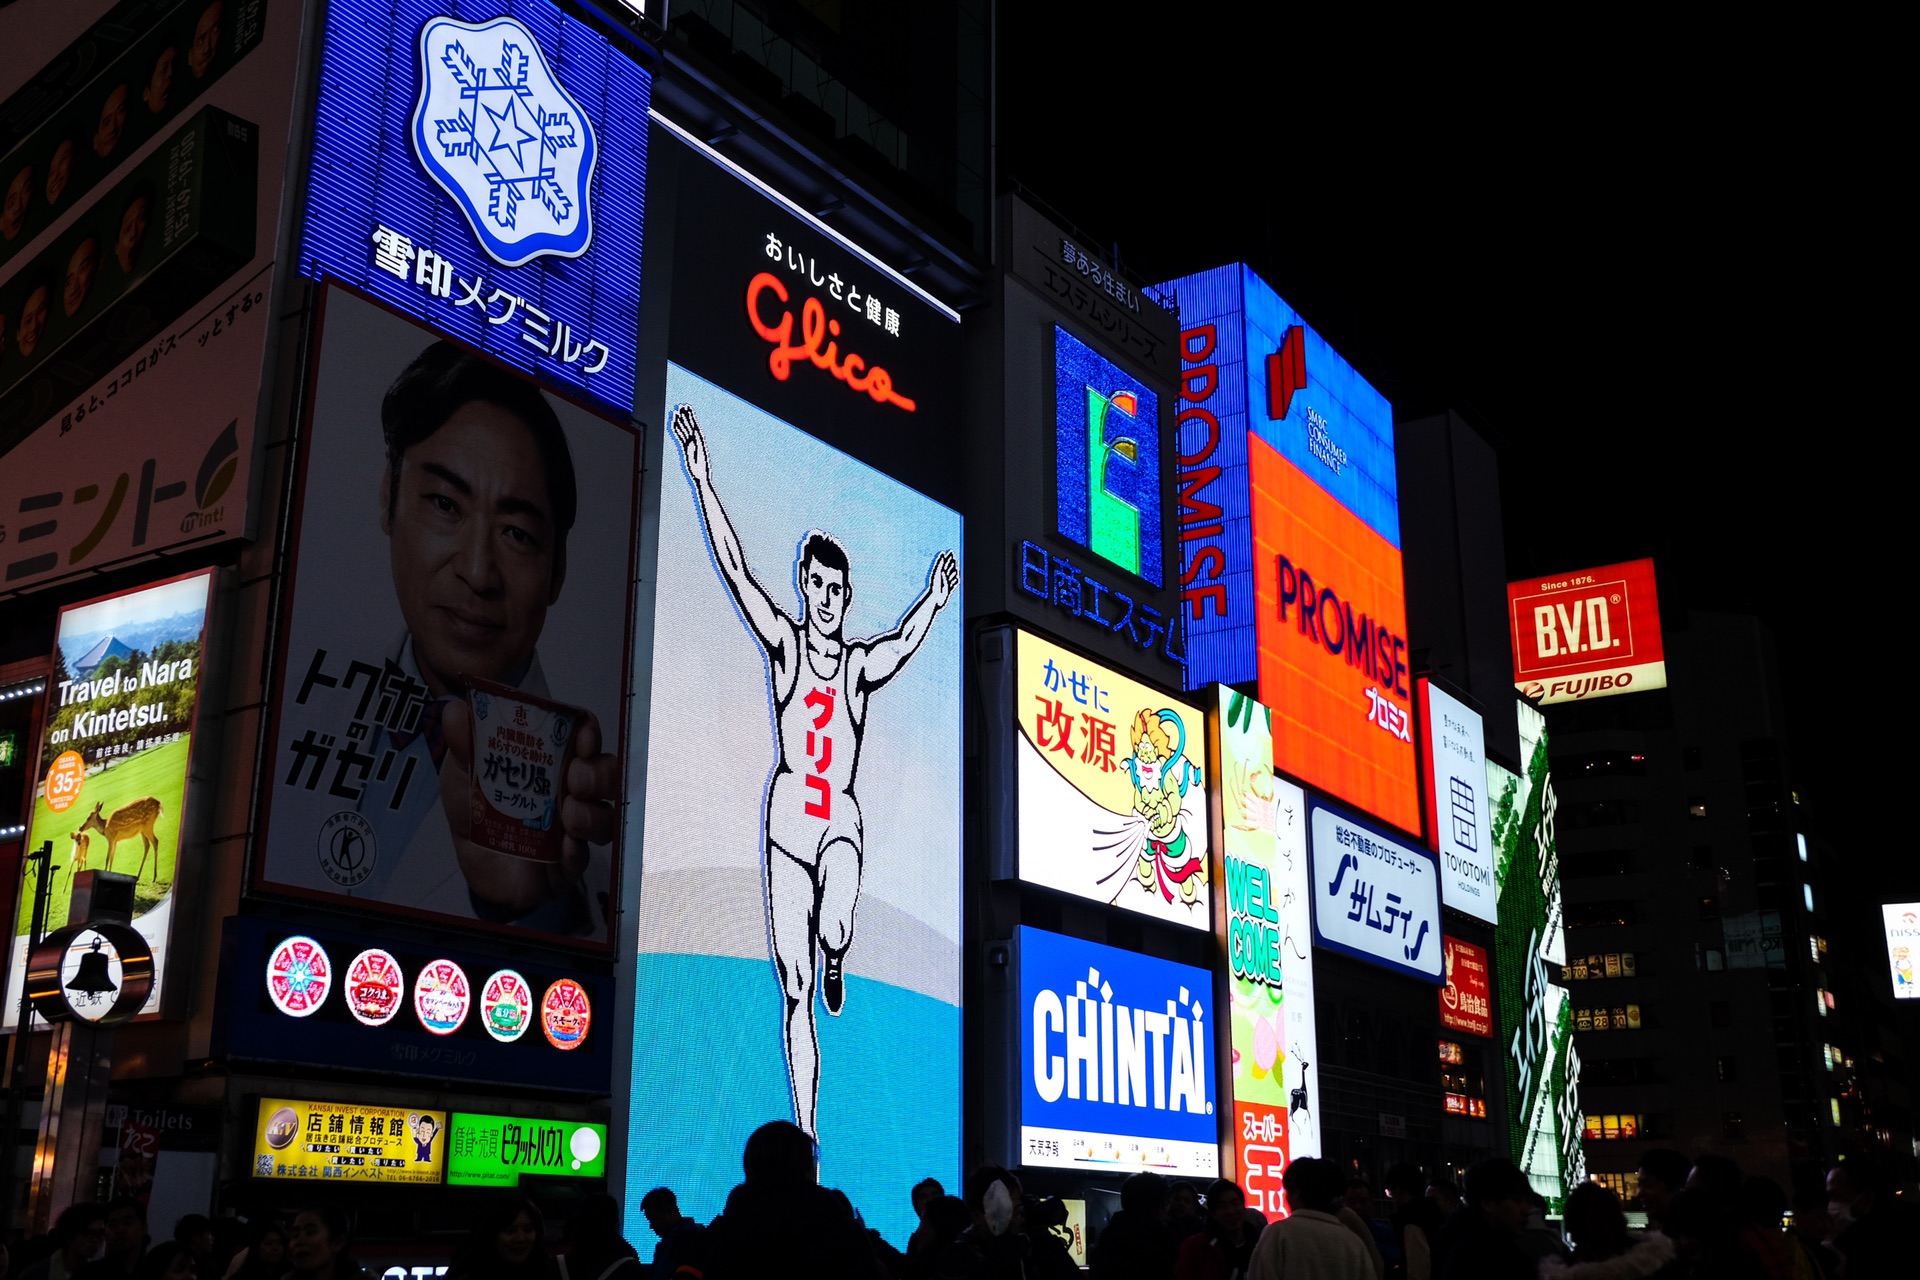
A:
1116,707,1204,905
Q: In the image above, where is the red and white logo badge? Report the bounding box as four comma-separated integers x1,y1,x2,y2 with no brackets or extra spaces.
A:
345,949,405,1028
265,936,332,1018
414,959,471,1036
541,978,591,1051
480,969,533,1043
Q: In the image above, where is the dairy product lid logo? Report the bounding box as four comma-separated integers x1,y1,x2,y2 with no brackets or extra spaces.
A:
411,15,598,268
415,958,472,1035
481,969,533,1043
346,949,404,1027
267,937,333,1018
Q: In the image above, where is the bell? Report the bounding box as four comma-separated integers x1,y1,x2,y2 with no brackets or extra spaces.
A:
67,939,117,996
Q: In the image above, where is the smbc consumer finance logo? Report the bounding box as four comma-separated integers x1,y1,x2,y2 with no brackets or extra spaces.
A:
411,14,597,267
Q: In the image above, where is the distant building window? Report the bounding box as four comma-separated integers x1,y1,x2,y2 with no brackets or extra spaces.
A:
1830,1099,1842,1126
1723,1112,1745,1141
1683,747,1703,772
1688,798,1709,819
1796,833,1809,862
1803,884,1815,912
1710,1001,1732,1028
1703,948,1725,972
1716,1056,1739,1083
1584,1114,1646,1141
1562,951,1637,981
1699,894,1721,921
1564,799,1642,830
1562,750,1649,778
1563,849,1636,879
1566,900,1637,929
1591,1172,1641,1202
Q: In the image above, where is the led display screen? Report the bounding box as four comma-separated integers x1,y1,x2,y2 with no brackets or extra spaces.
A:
5,570,212,1030
1439,936,1493,1038
447,1112,606,1186
251,1096,446,1184
1156,264,1397,691
216,916,612,1092
1055,325,1163,586
1508,557,1666,705
1015,630,1209,928
251,288,634,945
1017,926,1218,1177
1420,679,1496,923
1883,904,1920,1000
628,361,961,1249
1217,688,1317,1217
297,0,649,414
1491,701,1582,1205
1307,798,1442,983
1249,432,1418,832
1,0,300,595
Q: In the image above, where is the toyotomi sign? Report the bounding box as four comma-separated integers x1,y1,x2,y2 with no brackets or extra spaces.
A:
1419,680,1496,924
1508,558,1666,705
1018,927,1218,1177
1883,904,1920,1001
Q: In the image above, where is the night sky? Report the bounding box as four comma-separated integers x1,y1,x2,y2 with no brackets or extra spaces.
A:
999,8,1899,909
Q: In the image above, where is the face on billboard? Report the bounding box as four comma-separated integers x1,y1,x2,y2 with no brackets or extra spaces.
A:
1508,558,1665,704
1307,800,1442,982
1420,680,1496,923
1249,435,1418,833
1883,904,1920,1000
1018,926,1218,1177
1055,326,1163,586
1015,632,1209,927
1,0,298,595
252,1098,446,1185
253,288,634,944
1217,689,1317,1215
298,0,650,415
629,361,961,1248
6,571,213,1031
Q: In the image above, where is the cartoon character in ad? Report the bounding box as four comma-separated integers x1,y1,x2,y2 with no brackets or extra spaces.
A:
1121,707,1204,904
670,402,959,1141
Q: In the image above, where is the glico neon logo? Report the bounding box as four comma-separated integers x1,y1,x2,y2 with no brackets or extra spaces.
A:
746,272,916,411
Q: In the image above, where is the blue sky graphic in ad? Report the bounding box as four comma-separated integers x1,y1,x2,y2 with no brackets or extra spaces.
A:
1156,264,1397,689
630,364,962,1249
299,0,648,412
1019,927,1219,1177
1055,326,1163,586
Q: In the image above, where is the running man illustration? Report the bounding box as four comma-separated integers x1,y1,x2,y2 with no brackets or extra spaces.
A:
672,403,959,1140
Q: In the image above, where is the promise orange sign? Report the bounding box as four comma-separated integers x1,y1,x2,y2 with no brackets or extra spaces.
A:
1250,434,1419,832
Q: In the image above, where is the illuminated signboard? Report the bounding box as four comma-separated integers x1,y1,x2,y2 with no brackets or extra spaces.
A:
1420,680,1496,923
217,917,610,1093
1055,326,1163,586
1252,434,1418,832
628,359,961,1249
1017,926,1218,1177
252,1097,446,1184
6,570,213,1031
1217,689,1318,1217
1014,631,1208,928
447,1112,606,1186
1439,936,1493,1038
1491,701,1582,1206
1155,264,1398,691
1,0,299,596
1307,799,1442,983
251,288,634,947
297,0,649,413
1883,904,1920,1000
1508,558,1666,705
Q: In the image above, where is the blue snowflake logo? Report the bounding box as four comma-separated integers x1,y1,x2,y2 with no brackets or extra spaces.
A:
410,14,597,267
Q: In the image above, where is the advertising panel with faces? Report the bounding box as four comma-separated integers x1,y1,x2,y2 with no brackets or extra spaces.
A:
252,287,636,948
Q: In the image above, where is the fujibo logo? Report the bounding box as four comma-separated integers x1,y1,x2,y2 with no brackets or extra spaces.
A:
412,15,597,268
1031,966,1213,1115
1056,327,1163,586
